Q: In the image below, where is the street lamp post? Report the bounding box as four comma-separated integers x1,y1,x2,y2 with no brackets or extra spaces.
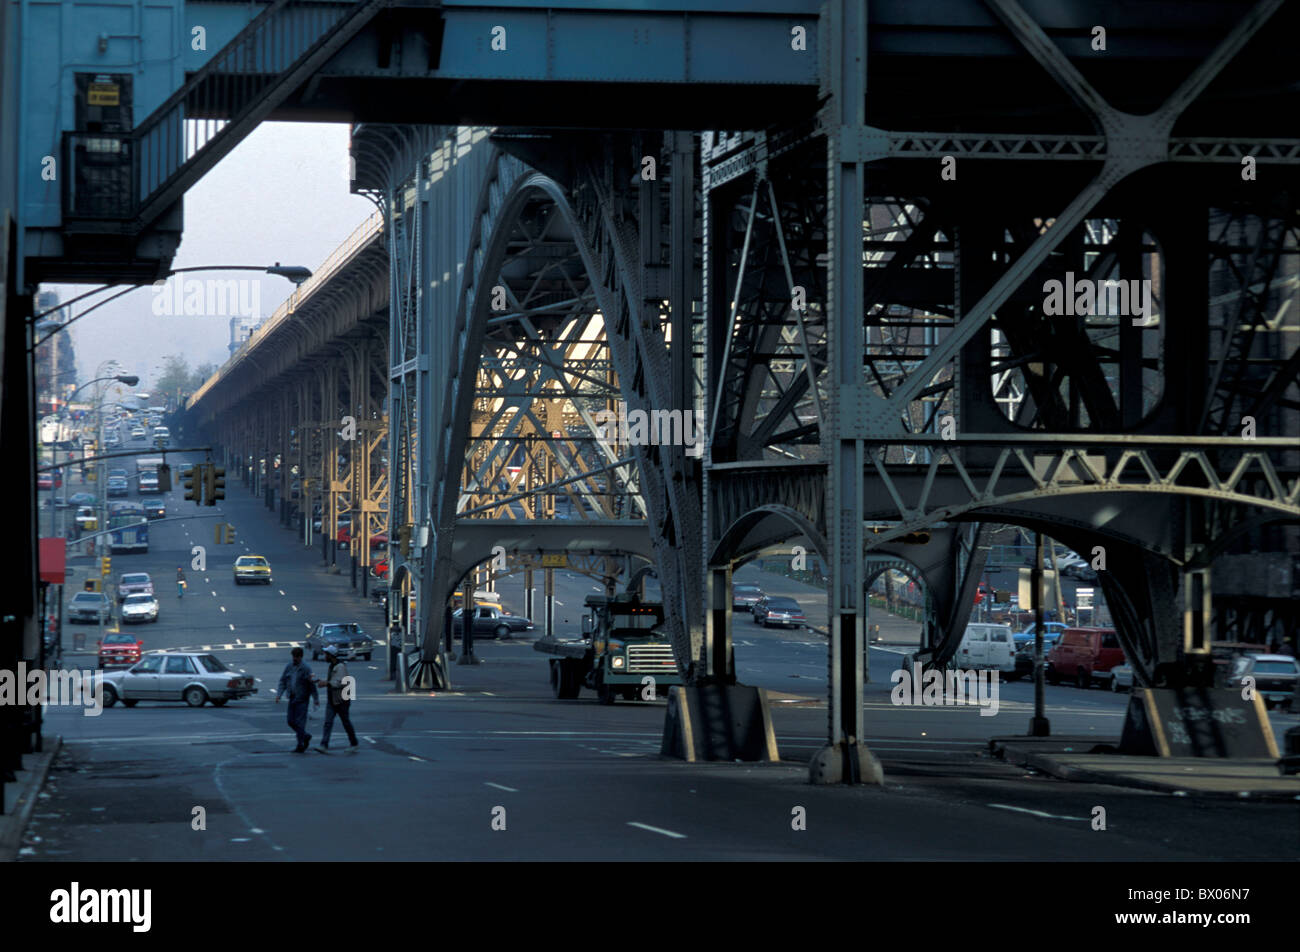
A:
42,372,137,539
29,263,314,351
72,367,139,650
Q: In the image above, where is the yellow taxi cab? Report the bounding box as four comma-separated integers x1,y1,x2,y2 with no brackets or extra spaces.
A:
233,554,273,585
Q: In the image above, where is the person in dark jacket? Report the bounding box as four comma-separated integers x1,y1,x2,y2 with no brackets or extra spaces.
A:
275,646,318,752
315,644,359,751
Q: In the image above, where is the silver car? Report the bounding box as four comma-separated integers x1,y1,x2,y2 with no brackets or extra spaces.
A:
101,652,258,708
1108,663,1134,692
120,593,159,624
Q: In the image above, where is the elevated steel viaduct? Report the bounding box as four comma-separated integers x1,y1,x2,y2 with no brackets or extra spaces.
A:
7,0,1300,784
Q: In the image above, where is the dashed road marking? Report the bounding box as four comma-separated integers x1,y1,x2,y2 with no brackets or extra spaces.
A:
228,624,235,631
484,782,517,793
628,822,686,839
987,804,1090,822
220,606,226,613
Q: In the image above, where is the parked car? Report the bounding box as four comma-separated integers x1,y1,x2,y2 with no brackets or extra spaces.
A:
120,593,160,624
233,555,273,584
452,605,535,640
116,572,154,601
752,595,806,628
1013,622,1069,650
1226,654,1300,710
1108,663,1135,692
306,622,377,661
953,622,1016,674
1046,627,1125,688
67,591,113,623
75,506,98,530
100,652,257,708
732,584,764,610
97,632,144,668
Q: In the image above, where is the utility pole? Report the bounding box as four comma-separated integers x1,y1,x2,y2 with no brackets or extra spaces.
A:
1030,532,1050,737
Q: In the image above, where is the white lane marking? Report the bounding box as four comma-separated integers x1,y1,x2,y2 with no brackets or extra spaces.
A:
228,624,235,631
235,638,242,644
481,692,495,696
364,736,376,745
484,782,517,793
279,590,286,595
987,804,1090,822
627,822,686,839
408,756,425,762
220,606,226,613
292,605,298,612
268,642,279,648
211,591,217,597
304,623,311,629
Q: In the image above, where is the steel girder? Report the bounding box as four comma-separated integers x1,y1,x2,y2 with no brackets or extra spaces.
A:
696,0,1299,780
407,134,704,678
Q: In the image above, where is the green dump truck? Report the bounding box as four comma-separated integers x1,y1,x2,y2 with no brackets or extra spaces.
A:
534,592,682,703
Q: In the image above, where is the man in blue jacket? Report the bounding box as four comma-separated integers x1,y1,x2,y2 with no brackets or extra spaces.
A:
275,646,319,752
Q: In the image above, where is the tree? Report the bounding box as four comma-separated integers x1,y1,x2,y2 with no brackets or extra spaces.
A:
189,363,217,392
154,354,191,410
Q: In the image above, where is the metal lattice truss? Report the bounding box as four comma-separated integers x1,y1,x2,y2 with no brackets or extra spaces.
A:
453,203,648,523
858,436,1300,551
1202,199,1300,435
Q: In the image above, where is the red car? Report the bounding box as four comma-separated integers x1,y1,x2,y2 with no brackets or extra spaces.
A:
1046,627,1124,689
338,524,387,549
37,471,63,490
98,632,144,669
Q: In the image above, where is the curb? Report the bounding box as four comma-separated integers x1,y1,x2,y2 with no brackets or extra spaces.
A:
0,734,62,862
997,742,1300,801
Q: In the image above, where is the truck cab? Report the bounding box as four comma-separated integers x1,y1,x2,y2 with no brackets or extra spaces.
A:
535,592,683,703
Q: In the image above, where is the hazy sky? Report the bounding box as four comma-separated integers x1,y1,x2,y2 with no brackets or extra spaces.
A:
50,122,375,391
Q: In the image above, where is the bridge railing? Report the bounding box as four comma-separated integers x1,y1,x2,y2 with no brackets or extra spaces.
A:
189,209,384,408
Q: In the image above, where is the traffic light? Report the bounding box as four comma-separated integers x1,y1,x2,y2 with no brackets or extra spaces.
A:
100,556,111,576
156,463,172,492
223,524,236,545
205,465,226,505
183,465,201,504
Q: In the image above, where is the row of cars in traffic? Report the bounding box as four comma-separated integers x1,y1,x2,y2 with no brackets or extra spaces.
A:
955,621,1299,709
66,556,275,628
88,621,382,708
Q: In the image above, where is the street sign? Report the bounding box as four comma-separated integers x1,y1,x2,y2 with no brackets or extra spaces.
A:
541,553,566,568
1076,586,1094,609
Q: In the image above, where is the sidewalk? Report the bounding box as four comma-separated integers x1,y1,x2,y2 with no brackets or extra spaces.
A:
0,737,61,861
991,735,1300,800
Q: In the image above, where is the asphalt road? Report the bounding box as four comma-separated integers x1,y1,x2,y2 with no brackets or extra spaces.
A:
24,444,1300,861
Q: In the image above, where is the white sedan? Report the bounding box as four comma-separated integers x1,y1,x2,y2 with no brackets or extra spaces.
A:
121,593,159,624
